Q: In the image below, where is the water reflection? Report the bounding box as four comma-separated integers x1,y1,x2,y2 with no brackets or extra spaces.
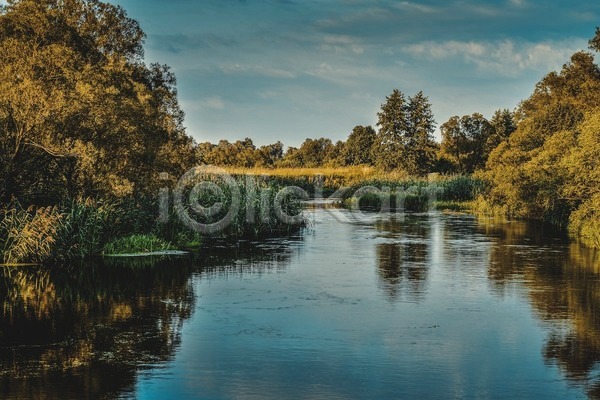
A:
477,216,600,398
0,237,300,399
0,258,196,399
373,216,431,303
3,209,600,399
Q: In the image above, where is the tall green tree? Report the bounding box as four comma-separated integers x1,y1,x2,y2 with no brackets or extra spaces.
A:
372,89,408,172
372,89,436,175
405,91,437,175
488,109,516,152
589,27,600,52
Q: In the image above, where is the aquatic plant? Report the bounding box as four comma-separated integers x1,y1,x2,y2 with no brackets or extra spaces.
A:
103,234,173,255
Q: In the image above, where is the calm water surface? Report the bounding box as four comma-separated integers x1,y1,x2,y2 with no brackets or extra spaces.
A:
1,206,600,399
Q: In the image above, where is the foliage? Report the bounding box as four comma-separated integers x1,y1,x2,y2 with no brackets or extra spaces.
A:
482,44,600,245
590,27,600,52
569,193,600,249
339,175,483,213
277,138,338,168
342,125,376,166
171,173,307,238
0,0,194,203
52,199,115,261
1,0,598,251
437,175,486,202
488,109,516,151
440,113,495,174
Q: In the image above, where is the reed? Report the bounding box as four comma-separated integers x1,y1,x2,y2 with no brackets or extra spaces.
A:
0,204,62,265
337,175,484,212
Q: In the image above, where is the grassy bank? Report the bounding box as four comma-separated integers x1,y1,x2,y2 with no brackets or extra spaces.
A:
0,177,307,265
3,168,596,265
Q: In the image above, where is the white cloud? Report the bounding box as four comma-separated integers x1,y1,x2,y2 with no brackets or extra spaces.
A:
219,63,296,78
395,1,439,13
402,39,586,76
404,41,486,59
320,34,365,55
198,96,225,110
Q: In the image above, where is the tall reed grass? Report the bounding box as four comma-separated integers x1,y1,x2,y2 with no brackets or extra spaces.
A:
338,175,485,212
0,205,61,265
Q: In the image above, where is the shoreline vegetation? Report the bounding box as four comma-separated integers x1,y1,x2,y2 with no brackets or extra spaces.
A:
0,1,599,266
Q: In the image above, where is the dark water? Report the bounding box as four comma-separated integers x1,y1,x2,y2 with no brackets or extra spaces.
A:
1,207,600,399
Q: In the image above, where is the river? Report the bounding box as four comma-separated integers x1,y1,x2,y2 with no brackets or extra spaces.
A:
1,205,600,399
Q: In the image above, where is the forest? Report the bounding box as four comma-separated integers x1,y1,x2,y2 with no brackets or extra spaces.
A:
0,0,598,265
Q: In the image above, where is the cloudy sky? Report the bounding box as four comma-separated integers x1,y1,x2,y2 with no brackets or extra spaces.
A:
112,0,599,147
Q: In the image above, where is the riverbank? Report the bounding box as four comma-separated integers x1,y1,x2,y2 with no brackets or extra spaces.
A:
0,176,307,266
1,170,597,267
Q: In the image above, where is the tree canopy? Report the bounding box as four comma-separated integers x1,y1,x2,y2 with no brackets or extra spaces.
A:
0,0,194,203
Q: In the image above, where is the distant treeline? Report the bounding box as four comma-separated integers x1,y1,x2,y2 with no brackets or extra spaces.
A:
196,105,515,176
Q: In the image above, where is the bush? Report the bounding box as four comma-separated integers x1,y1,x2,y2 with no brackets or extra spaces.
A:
569,194,600,249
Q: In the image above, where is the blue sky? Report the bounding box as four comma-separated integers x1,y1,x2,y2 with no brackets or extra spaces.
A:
112,0,599,147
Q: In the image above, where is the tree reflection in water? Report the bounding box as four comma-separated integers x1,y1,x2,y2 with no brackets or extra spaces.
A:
0,237,299,399
478,216,600,399
374,216,430,303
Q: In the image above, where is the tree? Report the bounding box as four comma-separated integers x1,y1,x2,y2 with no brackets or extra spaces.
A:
440,113,494,174
405,91,437,175
0,0,189,202
277,146,301,168
324,140,345,167
342,125,375,165
255,141,284,168
278,138,334,168
372,89,408,171
589,26,600,52
372,89,436,175
483,41,600,233
488,109,516,152
233,138,257,168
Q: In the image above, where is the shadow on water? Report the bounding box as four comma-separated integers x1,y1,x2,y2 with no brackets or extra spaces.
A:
0,236,302,399
475,215,600,399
